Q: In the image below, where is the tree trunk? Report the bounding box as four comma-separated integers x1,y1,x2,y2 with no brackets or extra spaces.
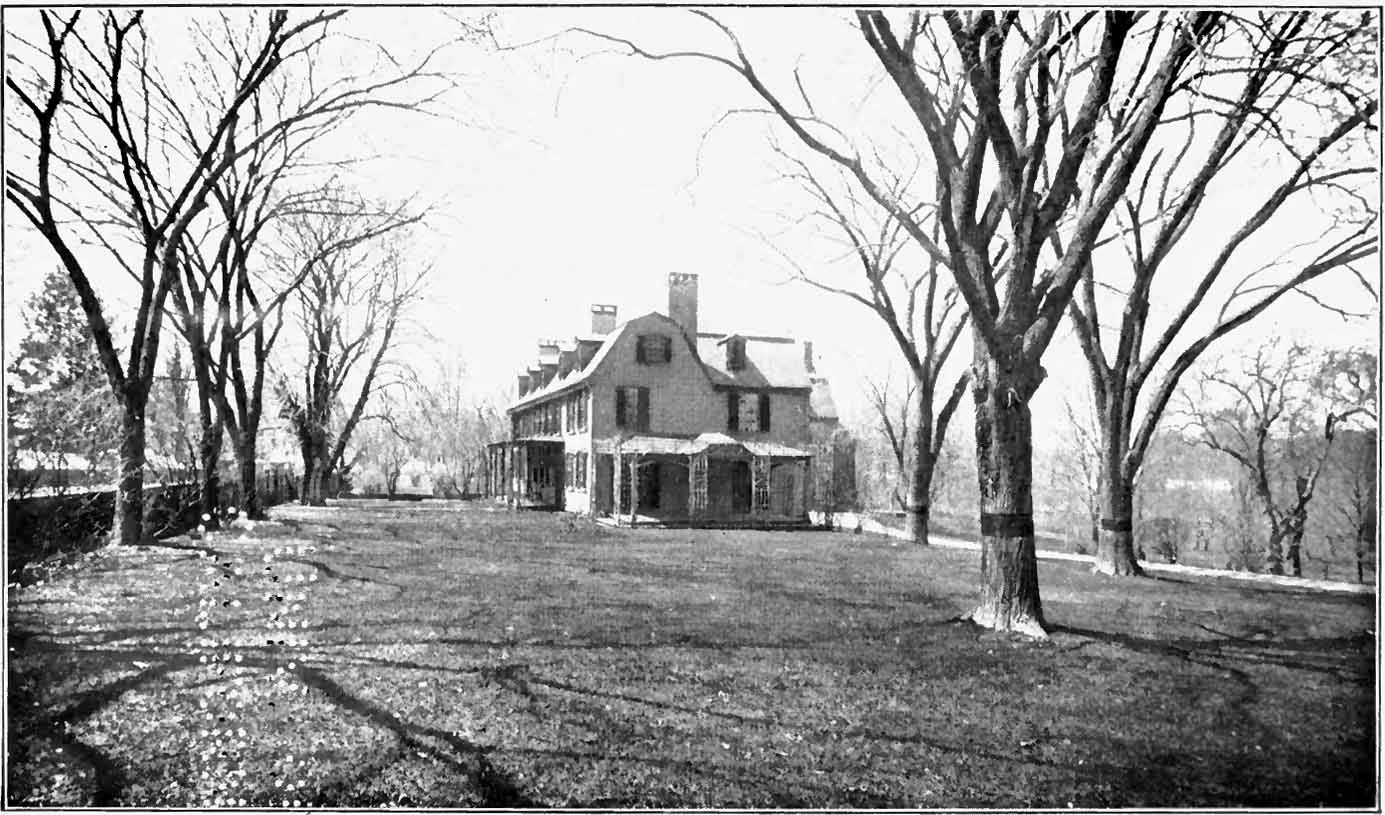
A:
236,434,260,520
1093,475,1143,576
110,402,147,547
197,408,222,528
1284,519,1304,578
904,389,934,545
1264,529,1285,575
305,453,329,507
965,368,1046,638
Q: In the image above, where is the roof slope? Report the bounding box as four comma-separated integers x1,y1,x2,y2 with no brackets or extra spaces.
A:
696,333,812,390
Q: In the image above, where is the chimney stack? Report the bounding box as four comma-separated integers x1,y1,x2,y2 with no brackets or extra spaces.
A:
667,273,699,340
517,373,531,398
536,341,560,386
803,340,815,374
590,304,618,336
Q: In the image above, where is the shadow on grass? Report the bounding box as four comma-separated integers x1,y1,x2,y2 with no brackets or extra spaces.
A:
1054,624,1373,682
292,665,534,807
8,640,196,806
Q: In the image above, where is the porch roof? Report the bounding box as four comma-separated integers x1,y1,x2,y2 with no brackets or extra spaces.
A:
593,433,810,459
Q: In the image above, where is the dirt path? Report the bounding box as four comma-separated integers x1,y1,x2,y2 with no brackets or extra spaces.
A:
815,511,1374,595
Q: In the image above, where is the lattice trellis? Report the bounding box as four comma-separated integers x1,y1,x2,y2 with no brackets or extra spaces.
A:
752,455,771,513
617,454,631,514
690,453,708,516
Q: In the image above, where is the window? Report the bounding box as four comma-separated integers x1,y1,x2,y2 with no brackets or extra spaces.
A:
727,390,770,433
576,390,588,430
616,386,650,431
636,333,673,365
564,398,573,434
575,452,588,489
726,337,747,371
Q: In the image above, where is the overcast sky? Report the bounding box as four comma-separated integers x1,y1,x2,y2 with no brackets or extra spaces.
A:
4,8,1377,441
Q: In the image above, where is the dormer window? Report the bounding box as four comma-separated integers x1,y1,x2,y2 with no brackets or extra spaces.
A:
726,336,747,371
636,333,673,364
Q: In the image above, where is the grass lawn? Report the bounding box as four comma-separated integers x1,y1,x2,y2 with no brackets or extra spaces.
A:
7,499,1376,807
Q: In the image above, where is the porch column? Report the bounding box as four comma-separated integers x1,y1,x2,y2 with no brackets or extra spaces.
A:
751,455,769,520
629,453,641,524
792,458,807,519
689,452,707,520
613,447,623,519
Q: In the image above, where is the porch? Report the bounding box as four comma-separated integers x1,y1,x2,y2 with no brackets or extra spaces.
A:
484,439,565,510
592,433,812,528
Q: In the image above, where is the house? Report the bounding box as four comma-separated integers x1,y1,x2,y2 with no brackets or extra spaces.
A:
484,273,840,526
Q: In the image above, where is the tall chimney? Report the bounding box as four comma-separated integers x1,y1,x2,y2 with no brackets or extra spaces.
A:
517,373,531,398
590,304,618,336
803,340,815,373
537,341,560,387
667,273,699,340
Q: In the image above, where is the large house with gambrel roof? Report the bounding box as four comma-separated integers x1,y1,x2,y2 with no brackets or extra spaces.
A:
484,273,840,526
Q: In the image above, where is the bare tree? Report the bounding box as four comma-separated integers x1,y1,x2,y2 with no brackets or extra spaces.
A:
1050,396,1103,555
407,358,508,498
1182,342,1367,577
277,214,428,506
575,10,1227,635
772,146,969,545
1066,11,1378,576
865,373,917,514
1318,348,1377,582
4,10,356,544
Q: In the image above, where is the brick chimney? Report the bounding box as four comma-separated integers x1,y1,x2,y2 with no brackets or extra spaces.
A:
803,340,815,373
667,273,699,340
517,373,531,398
537,341,560,386
590,304,618,336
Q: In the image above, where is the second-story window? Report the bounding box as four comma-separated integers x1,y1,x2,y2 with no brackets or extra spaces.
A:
615,386,650,432
576,390,588,431
636,333,673,364
727,390,770,433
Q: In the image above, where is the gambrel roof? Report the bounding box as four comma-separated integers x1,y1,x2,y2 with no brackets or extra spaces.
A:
507,313,838,418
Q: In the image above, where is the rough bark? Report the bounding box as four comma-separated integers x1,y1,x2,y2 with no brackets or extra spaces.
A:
196,402,222,527
1284,517,1305,578
964,362,1046,638
235,434,260,519
111,400,147,546
1264,531,1285,575
903,386,934,545
1093,472,1143,576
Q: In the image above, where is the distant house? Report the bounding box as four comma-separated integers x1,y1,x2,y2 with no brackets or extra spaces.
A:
484,274,841,526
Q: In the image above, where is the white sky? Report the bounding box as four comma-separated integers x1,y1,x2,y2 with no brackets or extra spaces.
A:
4,8,1378,445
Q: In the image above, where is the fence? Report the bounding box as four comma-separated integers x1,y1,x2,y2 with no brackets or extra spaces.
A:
7,469,298,582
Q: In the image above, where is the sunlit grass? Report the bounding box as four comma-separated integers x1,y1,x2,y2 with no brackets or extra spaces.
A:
7,499,1376,807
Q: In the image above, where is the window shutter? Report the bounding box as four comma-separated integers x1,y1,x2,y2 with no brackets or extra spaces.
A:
637,387,650,431
759,392,771,432
635,335,646,364
661,335,673,362
615,387,627,427
727,390,739,432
